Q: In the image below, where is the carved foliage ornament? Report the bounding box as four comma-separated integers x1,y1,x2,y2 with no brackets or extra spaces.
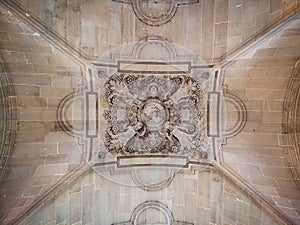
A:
103,73,209,159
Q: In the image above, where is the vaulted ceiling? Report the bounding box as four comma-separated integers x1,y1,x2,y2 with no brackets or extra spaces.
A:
0,1,299,225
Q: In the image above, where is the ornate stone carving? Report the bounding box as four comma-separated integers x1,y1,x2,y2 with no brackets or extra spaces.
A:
113,201,193,225
58,39,216,190
113,0,199,26
103,73,209,159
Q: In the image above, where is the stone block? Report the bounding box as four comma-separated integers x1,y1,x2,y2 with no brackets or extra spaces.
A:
25,53,50,65
265,66,293,78
264,101,283,112
256,12,270,29
56,203,68,224
108,10,122,45
13,143,57,156
262,112,282,123
40,87,73,98
11,74,52,86
174,174,185,205
232,58,258,68
46,154,67,164
47,97,63,109
69,192,81,224
241,6,257,28
0,197,27,210
240,154,284,167
8,166,37,179
17,121,55,133
2,51,27,63
241,25,256,40
236,200,250,224
227,36,241,50
282,28,300,37
66,152,82,163
223,152,238,162
34,35,52,47
230,133,279,146
270,0,282,13
278,208,298,221
200,32,213,60
7,62,34,73
250,216,262,225
276,188,300,200
237,163,262,175
253,48,276,57
215,23,228,46
33,65,57,74
15,132,45,143
67,8,81,39
259,122,282,133
16,96,47,108
7,155,46,167
224,68,247,78
17,108,57,121
268,36,300,48
45,132,76,143
33,175,55,186
275,46,300,56
210,172,224,203
214,45,227,59
8,33,37,46
52,75,72,88
246,89,286,100
24,185,43,197
13,85,40,96
184,194,197,221
249,175,279,187
184,179,197,194
244,146,285,156
227,22,241,37
0,31,10,41
197,171,210,207
273,197,300,209
34,163,69,176
0,21,23,33
82,184,95,224
58,142,79,154
202,0,215,33
261,166,294,179
215,0,228,23
223,195,236,224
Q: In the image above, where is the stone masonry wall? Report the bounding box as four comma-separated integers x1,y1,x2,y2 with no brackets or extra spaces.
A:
0,6,84,224
10,0,300,63
22,169,285,225
222,15,300,224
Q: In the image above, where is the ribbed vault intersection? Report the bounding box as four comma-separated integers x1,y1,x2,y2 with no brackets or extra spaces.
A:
0,1,299,224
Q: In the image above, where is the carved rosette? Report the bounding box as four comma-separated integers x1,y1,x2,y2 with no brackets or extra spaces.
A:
103,73,209,159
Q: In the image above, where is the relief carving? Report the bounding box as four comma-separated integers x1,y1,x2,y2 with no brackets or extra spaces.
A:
113,0,199,26
103,73,209,159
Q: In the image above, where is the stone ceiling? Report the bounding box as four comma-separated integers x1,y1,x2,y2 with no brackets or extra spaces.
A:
0,0,299,225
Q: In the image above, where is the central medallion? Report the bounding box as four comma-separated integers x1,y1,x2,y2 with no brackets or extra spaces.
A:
140,99,167,130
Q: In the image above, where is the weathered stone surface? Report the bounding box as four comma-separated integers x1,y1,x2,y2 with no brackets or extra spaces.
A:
21,170,287,225
0,1,299,224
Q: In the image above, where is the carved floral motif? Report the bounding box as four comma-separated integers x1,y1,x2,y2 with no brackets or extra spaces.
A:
103,73,209,159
